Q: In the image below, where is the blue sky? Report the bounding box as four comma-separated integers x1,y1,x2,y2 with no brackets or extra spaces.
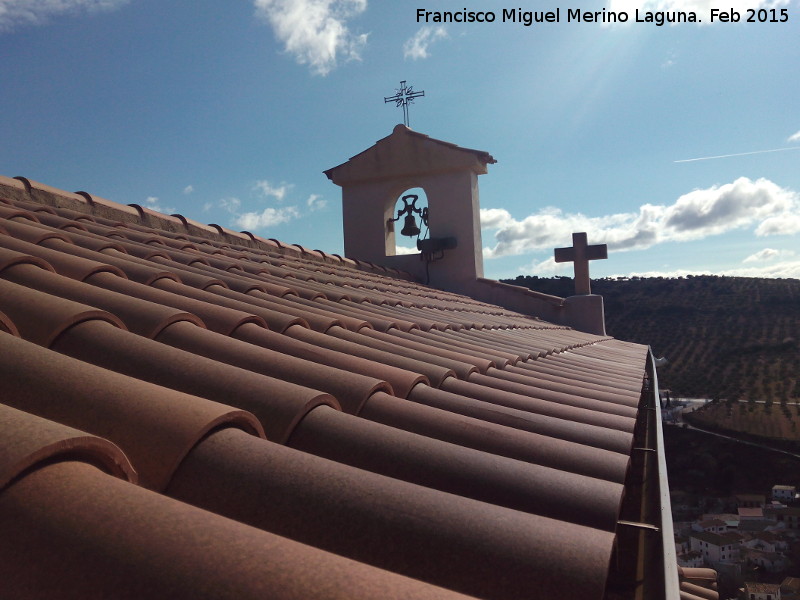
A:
1,0,798,281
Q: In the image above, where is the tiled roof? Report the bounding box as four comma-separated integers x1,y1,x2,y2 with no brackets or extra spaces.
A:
745,582,781,593
0,176,665,599
678,566,719,600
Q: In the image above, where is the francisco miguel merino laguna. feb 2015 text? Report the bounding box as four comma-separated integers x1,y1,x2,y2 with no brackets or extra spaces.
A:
416,7,790,26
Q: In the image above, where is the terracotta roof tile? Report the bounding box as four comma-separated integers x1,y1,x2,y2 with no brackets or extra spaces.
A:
292,325,455,387
408,383,634,454
0,403,135,488
157,320,386,419
288,405,624,530
308,296,408,331
0,179,670,598
441,375,637,434
2,263,203,338
363,328,494,373
1,460,469,599
0,333,263,490
52,319,338,444
0,228,127,280
0,277,126,346
0,309,20,336
166,428,615,600
360,391,630,482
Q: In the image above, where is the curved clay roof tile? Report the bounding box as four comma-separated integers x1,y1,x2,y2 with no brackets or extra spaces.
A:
0,246,55,276
360,391,629,483
288,405,624,531
0,333,264,491
0,310,20,336
2,263,203,340
156,322,338,443
409,382,634,455
229,323,391,416
0,204,40,223
288,326,452,390
0,230,126,281
165,427,614,600
150,280,306,333
0,459,471,600
0,403,135,490
26,210,88,231
89,272,266,337
0,215,72,247
0,276,126,348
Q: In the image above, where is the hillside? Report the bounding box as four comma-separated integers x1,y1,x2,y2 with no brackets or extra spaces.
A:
506,275,800,404
663,425,800,495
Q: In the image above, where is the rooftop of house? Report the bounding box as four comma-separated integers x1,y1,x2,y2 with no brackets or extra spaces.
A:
738,520,775,533
691,531,742,546
745,582,782,594
737,494,767,503
782,577,800,592
0,173,675,599
679,567,719,600
697,519,728,528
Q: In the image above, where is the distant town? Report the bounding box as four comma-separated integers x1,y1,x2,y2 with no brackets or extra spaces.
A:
672,479,799,599
665,395,800,599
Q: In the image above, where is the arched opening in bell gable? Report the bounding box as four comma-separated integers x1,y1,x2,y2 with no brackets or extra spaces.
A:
389,187,428,256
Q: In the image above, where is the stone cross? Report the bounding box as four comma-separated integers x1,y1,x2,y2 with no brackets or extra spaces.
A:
554,232,608,295
384,81,425,127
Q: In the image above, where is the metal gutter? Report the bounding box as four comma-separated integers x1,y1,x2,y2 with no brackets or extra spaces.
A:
648,348,681,599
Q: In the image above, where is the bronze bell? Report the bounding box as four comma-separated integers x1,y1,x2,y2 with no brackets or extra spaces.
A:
400,214,420,237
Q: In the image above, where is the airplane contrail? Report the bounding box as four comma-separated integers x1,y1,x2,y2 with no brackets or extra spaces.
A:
674,146,800,163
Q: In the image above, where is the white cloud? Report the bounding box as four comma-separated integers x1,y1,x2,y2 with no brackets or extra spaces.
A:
0,0,129,31
253,0,368,76
254,180,292,201
219,197,242,213
743,248,795,263
306,193,327,211
480,207,514,230
403,26,447,60
143,196,175,215
234,206,300,230
521,256,569,276
395,245,419,255
756,213,800,236
183,185,194,195
483,177,799,259
789,131,800,143
216,182,325,232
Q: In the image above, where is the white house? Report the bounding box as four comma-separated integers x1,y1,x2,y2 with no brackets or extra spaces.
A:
773,485,797,502
689,531,740,565
742,531,789,554
676,551,704,569
692,518,728,534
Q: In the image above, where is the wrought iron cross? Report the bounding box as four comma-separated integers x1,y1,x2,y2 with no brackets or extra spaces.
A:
384,80,425,127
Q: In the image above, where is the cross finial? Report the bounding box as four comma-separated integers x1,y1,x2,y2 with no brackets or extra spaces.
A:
384,80,425,127
554,232,608,295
